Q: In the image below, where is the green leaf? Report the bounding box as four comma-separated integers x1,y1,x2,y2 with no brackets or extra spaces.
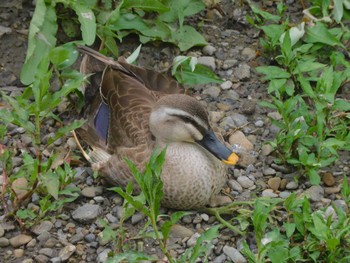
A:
333,0,344,23
305,22,344,48
47,120,85,146
256,66,291,80
173,62,222,85
172,25,207,51
261,24,285,45
250,4,280,21
122,0,170,13
267,78,287,94
72,4,96,45
16,209,37,220
42,172,60,199
259,101,278,110
49,42,79,70
283,222,296,238
293,59,326,74
20,0,57,85
308,169,321,185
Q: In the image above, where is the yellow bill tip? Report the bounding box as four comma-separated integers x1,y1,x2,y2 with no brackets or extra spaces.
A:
222,152,239,165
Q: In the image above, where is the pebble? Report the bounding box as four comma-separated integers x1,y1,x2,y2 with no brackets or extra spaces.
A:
131,213,145,225
234,63,250,80
170,224,194,239
34,255,49,263
262,189,278,198
37,231,51,244
84,233,96,243
268,177,281,191
97,248,112,263
223,245,247,263
106,213,118,224
0,225,4,237
39,248,54,257
198,56,216,70
228,179,243,192
0,25,12,37
0,237,9,247
261,144,273,156
187,233,200,247
324,186,341,194
72,204,102,223
241,100,256,115
222,59,238,69
210,111,225,123
203,86,221,98
202,45,216,55
334,200,348,212
213,254,227,263
325,206,337,220
59,244,76,261
286,181,298,190
279,191,292,198
280,179,287,190
305,185,324,202
12,178,29,199
241,47,256,60
32,221,53,235
263,167,276,176
9,234,32,248
231,113,249,127
226,90,240,100
26,238,37,248
229,131,253,151
254,120,264,127
13,248,25,258
220,80,233,90
322,172,335,187
267,111,282,120
237,176,254,188
81,186,103,198
200,213,209,221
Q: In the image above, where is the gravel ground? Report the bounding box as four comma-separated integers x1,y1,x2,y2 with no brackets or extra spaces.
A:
1,0,350,262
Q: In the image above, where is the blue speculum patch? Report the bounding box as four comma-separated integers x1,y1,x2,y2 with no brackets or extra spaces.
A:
94,102,109,144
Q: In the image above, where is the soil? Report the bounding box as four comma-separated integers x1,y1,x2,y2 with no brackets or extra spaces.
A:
0,0,349,262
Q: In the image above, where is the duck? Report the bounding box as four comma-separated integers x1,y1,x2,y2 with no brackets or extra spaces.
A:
76,46,239,210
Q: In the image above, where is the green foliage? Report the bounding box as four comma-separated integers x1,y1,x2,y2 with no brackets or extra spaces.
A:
250,1,350,183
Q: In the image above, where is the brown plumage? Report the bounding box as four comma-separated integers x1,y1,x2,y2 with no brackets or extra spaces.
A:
77,46,238,209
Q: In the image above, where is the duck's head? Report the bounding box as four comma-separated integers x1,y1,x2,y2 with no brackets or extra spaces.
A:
149,94,238,165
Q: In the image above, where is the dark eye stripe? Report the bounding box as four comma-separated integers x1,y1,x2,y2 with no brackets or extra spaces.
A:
169,114,207,135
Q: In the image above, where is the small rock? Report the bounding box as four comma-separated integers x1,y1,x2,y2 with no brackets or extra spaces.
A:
32,221,53,235
59,244,76,261
171,224,194,239
325,206,337,220
254,120,264,127
334,200,348,212
131,213,145,225
66,137,77,150
280,179,287,190
262,189,278,198
9,234,32,248
187,233,201,247
324,186,341,195
228,179,243,192
13,248,25,258
0,237,9,247
84,233,96,243
213,254,227,263
97,248,112,263
234,63,250,80
26,238,37,248
0,225,4,237
305,185,324,202
72,204,102,223
279,191,292,198
261,144,273,156
268,177,281,191
106,213,118,224
237,176,254,188
222,59,238,69
210,111,225,123
241,47,256,60
223,245,247,263
81,186,103,198
267,111,282,120
37,231,51,244
225,90,240,100
202,45,216,56
220,80,233,90
229,131,253,151
0,25,12,37
203,86,221,98
50,257,62,263
39,248,53,257
286,181,298,190
263,167,276,176
198,56,216,70
322,172,335,187
34,255,49,263
241,100,256,115
231,113,249,127
200,213,209,221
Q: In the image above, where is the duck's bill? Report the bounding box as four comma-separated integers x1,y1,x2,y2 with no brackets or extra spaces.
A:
196,130,239,165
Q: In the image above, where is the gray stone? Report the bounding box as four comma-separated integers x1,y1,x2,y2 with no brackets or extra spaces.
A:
198,56,216,70
262,189,278,198
305,185,324,202
279,191,292,199
13,248,25,258
226,90,240,100
81,186,103,198
0,25,12,37
237,176,254,188
220,80,233,90
72,204,102,223
286,181,298,190
200,213,209,221
170,224,194,239
39,248,53,257
325,206,337,220
231,113,248,127
97,248,112,263
268,111,282,120
85,233,96,243
0,237,9,247
9,234,32,248
37,231,51,244
228,179,243,192
263,167,276,176
254,120,264,127
202,45,216,55
234,63,251,80
0,225,4,237
222,59,238,69
242,47,256,60
187,233,200,247
106,213,118,224
203,86,221,98
223,245,247,263
131,213,145,225
50,257,62,263
59,244,76,261
261,144,273,156
34,255,49,263
333,200,348,212
32,221,53,235
213,254,227,263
